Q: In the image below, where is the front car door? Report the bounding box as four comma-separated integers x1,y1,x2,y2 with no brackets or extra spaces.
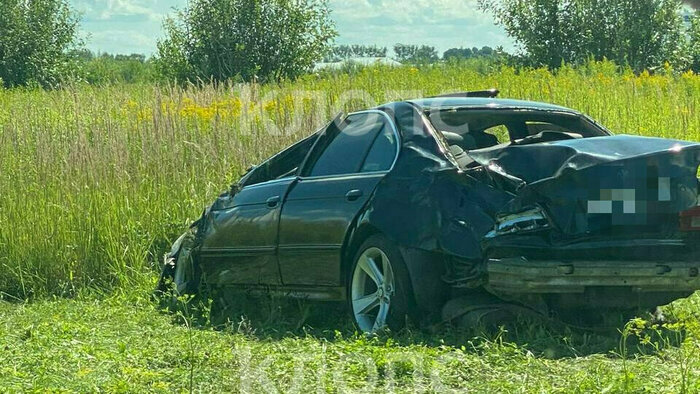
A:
201,179,292,286
199,135,318,286
278,110,400,286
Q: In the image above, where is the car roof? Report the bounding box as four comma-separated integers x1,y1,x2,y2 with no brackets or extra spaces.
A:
404,97,578,113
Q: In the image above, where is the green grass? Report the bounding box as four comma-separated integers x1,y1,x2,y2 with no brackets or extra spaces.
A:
2,287,700,392
1,61,700,392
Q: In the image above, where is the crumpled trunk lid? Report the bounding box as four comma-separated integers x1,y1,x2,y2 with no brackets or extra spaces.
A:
470,135,700,238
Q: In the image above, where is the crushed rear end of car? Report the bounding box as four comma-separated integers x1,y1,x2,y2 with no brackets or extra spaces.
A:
457,135,700,316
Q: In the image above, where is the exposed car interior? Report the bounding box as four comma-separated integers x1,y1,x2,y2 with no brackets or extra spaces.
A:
428,109,609,168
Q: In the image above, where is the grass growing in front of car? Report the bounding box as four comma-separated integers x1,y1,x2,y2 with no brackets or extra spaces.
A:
2,284,700,392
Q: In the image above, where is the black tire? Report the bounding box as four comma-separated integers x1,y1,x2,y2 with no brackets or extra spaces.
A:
348,234,416,333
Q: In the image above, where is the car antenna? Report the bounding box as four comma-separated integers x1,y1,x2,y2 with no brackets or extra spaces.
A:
429,89,500,99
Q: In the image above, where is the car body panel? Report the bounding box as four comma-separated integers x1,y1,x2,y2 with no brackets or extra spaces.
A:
474,136,700,251
466,134,700,185
408,97,575,112
487,258,700,293
275,109,401,286
200,177,295,285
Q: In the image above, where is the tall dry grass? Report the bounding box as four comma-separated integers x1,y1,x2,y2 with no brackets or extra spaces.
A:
0,60,698,298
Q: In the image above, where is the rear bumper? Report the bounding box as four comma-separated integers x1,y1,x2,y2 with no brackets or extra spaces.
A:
487,257,700,293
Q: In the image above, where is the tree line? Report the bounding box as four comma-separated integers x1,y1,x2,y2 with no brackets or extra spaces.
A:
322,44,505,64
1,0,699,88
324,45,389,62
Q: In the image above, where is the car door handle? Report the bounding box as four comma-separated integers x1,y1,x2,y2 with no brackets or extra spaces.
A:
345,189,363,201
266,195,280,208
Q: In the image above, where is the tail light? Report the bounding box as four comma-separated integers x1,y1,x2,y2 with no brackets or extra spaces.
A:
680,206,700,232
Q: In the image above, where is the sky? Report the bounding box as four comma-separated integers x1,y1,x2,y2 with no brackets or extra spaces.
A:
69,0,514,56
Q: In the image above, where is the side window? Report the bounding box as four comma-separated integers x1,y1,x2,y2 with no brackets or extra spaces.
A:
361,123,398,172
241,132,317,187
307,113,389,177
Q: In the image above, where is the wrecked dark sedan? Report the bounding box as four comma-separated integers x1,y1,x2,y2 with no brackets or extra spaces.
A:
159,90,700,332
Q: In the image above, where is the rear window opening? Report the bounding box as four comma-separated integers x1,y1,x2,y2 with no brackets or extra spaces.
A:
429,108,607,149
427,108,610,169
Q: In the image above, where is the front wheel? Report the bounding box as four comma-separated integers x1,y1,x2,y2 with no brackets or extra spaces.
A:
348,235,415,333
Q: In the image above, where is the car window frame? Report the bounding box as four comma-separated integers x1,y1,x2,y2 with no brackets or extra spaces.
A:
299,110,401,180
419,109,463,170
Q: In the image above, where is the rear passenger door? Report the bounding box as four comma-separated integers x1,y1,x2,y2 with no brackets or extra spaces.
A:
278,111,400,286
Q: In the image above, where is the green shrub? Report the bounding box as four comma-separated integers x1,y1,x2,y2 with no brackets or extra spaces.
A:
155,0,336,83
0,0,81,88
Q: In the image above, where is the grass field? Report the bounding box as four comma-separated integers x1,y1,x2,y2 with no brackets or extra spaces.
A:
2,288,700,392
1,61,700,391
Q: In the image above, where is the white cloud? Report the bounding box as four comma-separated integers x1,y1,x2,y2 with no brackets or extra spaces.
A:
73,0,176,21
332,0,482,23
96,0,159,21
72,0,185,53
88,29,157,53
330,0,512,53
71,0,512,55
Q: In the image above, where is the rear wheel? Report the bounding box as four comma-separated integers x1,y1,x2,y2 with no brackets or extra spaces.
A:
348,235,415,333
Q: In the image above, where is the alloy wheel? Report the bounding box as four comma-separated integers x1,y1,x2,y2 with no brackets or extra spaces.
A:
351,247,395,333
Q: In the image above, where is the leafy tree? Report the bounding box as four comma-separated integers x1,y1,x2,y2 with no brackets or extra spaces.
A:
393,44,414,63
479,46,495,57
479,0,687,72
349,44,387,58
156,0,336,83
443,46,502,60
75,51,156,85
0,0,81,88
393,44,439,64
691,11,700,72
71,48,95,63
443,47,474,60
